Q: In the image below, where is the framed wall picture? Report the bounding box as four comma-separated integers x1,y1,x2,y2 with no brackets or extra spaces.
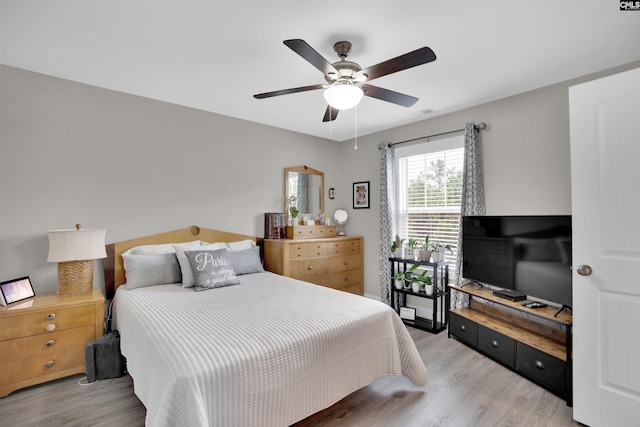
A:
353,181,370,209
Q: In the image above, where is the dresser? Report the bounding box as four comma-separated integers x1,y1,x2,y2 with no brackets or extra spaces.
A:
0,288,104,397
264,236,364,295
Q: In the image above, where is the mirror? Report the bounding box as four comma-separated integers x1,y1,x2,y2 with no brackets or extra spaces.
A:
285,166,324,217
333,208,349,236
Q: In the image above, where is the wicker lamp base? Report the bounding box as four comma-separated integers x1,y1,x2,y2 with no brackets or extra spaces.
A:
57,260,94,296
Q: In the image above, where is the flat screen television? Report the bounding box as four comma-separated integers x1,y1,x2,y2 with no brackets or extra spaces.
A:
462,215,572,308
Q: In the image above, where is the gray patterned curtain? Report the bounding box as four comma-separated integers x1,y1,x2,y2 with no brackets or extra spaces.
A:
452,122,486,308
378,142,396,304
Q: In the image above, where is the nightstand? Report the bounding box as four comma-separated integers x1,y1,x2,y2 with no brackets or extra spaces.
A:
0,288,104,397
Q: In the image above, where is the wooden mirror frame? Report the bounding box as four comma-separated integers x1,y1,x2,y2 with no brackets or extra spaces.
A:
284,165,324,216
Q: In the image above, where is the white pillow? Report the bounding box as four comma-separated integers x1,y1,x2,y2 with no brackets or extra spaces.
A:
122,240,206,256
225,239,257,251
177,242,227,288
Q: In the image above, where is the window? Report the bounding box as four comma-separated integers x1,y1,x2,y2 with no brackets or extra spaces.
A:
395,136,464,266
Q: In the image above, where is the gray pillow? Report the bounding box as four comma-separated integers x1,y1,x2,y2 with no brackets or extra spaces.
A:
227,246,264,275
184,249,240,291
123,253,182,290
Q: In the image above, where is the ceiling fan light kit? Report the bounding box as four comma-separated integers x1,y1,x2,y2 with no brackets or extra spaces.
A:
254,39,436,122
323,81,363,110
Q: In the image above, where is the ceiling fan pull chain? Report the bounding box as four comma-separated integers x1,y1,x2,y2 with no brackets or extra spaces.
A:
354,106,358,150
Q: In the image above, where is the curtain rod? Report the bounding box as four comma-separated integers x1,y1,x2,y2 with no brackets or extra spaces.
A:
388,122,487,147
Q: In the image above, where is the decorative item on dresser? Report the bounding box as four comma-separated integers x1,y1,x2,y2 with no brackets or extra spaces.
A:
264,235,364,295
47,224,107,296
0,289,104,397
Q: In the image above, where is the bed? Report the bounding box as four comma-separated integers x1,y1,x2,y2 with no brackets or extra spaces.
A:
104,226,428,427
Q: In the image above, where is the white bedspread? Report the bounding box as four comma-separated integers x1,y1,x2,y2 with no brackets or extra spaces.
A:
113,272,427,427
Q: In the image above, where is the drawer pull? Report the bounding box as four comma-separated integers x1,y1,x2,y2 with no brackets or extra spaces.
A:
45,360,55,369
491,340,499,348
343,261,348,265
46,340,55,348
47,313,56,320
535,360,545,370
308,266,313,270
460,325,466,331
46,324,56,332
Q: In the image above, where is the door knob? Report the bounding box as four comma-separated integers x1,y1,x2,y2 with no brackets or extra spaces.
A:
577,265,592,276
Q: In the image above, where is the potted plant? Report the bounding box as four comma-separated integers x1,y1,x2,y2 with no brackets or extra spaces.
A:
429,242,455,263
390,235,405,258
405,238,420,261
402,264,419,291
289,205,299,225
393,271,405,290
414,271,434,295
419,235,432,261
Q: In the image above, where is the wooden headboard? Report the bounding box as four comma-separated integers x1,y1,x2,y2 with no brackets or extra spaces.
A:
103,225,262,299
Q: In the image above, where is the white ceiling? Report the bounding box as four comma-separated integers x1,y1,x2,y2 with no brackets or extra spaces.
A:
2,1,640,142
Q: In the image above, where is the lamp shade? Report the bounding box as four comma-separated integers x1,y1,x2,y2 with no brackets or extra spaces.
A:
323,83,363,110
47,228,107,262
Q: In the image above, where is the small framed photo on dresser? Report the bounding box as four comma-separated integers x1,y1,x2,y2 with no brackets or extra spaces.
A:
353,181,370,209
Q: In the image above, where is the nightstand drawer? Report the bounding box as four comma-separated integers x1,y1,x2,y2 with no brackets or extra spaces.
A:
449,312,478,347
516,342,566,394
0,325,95,363
478,325,515,368
0,347,86,386
0,305,96,341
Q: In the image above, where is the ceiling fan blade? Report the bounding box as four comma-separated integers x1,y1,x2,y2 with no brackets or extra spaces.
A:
322,105,339,122
361,84,419,107
253,84,324,99
284,39,340,76
361,47,436,81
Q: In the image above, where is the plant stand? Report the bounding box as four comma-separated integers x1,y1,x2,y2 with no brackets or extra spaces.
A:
389,257,450,334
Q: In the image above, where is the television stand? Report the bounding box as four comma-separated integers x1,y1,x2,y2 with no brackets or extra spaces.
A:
449,283,572,405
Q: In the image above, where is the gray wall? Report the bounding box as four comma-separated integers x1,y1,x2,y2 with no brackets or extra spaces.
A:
333,60,640,300
2,61,639,298
0,65,343,294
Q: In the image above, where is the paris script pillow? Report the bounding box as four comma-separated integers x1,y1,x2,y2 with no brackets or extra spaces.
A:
184,249,240,291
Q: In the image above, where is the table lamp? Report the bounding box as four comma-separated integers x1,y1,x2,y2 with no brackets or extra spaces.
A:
47,224,106,296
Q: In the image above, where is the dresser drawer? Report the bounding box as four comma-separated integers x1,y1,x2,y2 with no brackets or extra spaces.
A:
308,242,328,257
288,243,310,260
0,305,96,341
449,312,478,347
516,342,566,394
329,269,361,289
0,325,95,363
343,239,361,254
478,325,516,368
0,346,86,386
288,258,329,278
328,254,361,272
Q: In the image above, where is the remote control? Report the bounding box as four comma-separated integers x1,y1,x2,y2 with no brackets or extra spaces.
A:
521,301,547,309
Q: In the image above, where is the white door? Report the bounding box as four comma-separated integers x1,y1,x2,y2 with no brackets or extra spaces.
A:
569,67,640,427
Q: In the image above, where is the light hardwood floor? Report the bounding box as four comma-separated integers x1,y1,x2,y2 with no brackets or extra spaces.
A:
0,327,581,427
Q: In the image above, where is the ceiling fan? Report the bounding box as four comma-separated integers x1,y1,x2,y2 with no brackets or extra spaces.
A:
253,39,437,122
